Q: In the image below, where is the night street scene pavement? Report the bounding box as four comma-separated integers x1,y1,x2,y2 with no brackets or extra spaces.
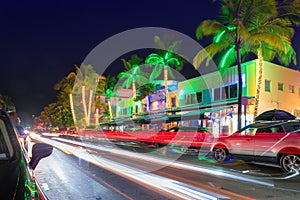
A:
1,0,300,199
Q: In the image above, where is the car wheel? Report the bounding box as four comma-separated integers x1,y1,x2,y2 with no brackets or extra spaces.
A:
213,147,228,161
280,154,300,173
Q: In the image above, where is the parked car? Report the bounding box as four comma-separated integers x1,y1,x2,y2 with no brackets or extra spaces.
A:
162,126,214,154
211,120,300,172
0,110,53,199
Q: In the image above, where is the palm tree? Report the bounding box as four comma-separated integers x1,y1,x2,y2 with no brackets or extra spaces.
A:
135,83,160,101
95,75,117,120
74,64,99,127
54,71,77,125
118,55,148,115
193,0,299,130
145,36,184,108
247,1,299,118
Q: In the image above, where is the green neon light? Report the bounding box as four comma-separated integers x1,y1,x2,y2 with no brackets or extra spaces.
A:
220,46,235,69
228,26,236,31
164,51,171,60
215,30,226,43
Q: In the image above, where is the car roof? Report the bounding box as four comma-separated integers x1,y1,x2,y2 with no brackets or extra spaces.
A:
241,120,300,131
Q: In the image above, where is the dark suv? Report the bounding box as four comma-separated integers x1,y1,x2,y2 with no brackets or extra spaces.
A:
0,110,53,199
211,120,300,172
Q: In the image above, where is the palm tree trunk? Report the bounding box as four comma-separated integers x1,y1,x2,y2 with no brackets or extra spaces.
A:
108,99,113,119
164,67,168,108
236,0,243,130
237,53,243,130
82,85,88,127
95,108,99,125
86,89,93,126
69,93,77,125
132,81,136,115
253,48,263,118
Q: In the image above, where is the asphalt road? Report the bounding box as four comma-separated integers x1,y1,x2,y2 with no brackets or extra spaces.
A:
32,134,300,200
35,148,173,200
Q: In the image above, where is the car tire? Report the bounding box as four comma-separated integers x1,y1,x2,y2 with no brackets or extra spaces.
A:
213,147,228,162
280,154,300,173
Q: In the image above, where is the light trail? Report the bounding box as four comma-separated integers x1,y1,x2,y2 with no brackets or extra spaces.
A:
46,135,274,187
31,133,230,199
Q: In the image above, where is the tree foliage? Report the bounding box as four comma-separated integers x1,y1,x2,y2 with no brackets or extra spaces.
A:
0,94,15,112
193,0,299,129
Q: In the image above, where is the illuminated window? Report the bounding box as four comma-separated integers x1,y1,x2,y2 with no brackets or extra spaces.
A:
289,85,295,93
265,80,271,92
278,82,284,91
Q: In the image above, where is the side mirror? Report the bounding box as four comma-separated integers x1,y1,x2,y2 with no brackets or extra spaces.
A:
29,143,53,170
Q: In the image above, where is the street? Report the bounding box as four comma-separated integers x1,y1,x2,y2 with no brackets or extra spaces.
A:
30,133,300,200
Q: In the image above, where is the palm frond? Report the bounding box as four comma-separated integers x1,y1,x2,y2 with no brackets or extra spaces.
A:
196,20,226,40
149,65,163,82
193,41,232,68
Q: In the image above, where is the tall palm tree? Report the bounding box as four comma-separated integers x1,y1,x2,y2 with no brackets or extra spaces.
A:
145,36,184,108
247,1,299,118
74,64,99,127
118,55,148,115
96,75,117,120
193,0,299,129
54,71,77,125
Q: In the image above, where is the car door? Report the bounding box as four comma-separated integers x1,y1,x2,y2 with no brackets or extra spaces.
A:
253,125,286,159
227,126,256,158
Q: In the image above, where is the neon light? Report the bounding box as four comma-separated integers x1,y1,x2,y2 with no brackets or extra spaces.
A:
220,46,235,69
228,26,236,31
215,30,226,43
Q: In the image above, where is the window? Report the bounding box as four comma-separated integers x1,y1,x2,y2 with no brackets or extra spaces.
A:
229,84,237,98
171,97,176,107
196,92,202,103
185,94,191,104
265,80,271,92
257,125,284,134
239,127,257,136
221,86,227,99
289,85,295,93
278,82,284,91
214,88,220,101
222,84,237,99
185,93,196,105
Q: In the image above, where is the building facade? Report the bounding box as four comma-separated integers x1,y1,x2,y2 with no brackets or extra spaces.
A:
112,59,300,134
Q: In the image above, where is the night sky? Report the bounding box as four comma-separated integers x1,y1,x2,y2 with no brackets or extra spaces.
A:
0,0,299,123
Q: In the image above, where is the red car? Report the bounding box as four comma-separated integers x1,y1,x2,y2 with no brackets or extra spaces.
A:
211,120,300,172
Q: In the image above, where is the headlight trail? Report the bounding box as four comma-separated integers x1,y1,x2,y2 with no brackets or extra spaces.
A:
31,133,230,200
